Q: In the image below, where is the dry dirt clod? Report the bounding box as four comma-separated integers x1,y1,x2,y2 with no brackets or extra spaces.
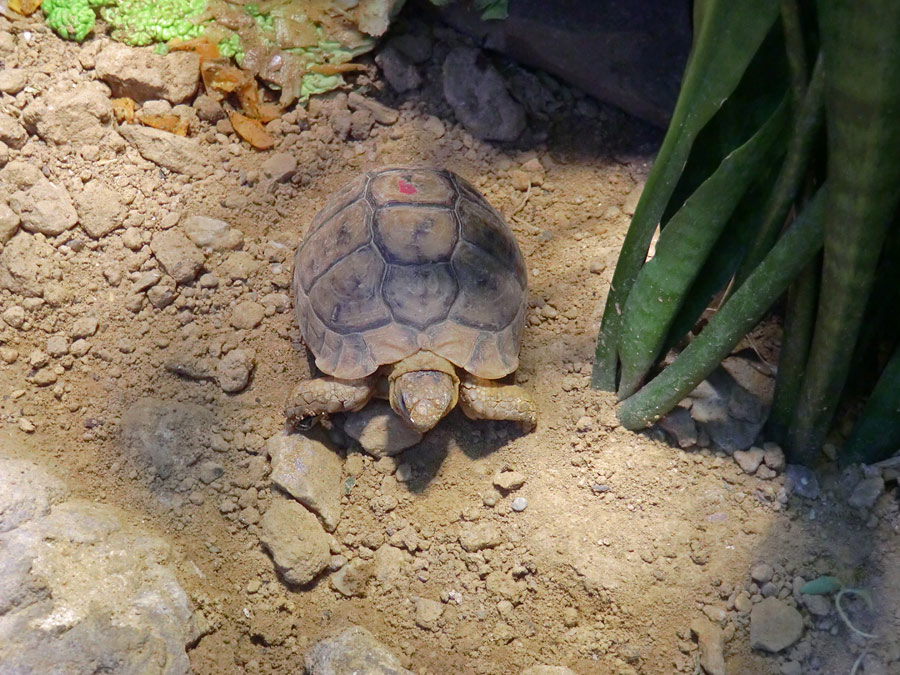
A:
259,495,331,586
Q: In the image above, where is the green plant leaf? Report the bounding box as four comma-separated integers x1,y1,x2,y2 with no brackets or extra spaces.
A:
591,0,780,391
617,96,790,398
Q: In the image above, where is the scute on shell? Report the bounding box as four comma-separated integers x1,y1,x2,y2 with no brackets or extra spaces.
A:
292,167,527,380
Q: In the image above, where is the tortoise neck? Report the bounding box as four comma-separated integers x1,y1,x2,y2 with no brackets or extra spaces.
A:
388,351,457,381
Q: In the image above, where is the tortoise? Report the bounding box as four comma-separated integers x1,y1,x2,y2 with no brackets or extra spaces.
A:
286,167,536,434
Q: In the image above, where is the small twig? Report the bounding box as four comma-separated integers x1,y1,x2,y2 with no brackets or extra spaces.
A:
510,183,532,219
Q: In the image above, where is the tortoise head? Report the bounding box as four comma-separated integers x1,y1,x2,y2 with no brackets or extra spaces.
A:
388,353,460,433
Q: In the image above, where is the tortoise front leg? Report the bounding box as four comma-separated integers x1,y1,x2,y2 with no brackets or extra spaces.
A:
285,376,376,428
458,374,537,431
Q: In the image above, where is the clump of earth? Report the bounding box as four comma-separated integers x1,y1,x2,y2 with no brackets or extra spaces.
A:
1,6,899,675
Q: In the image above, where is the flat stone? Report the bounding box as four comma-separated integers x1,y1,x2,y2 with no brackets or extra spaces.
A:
183,215,243,251
260,152,297,183
734,447,765,474
9,178,78,236
750,597,804,653
690,616,726,675
259,495,331,586
330,558,374,597
657,406,698,448
305,627,412,675
459,521,502,552
267,432,343,531
414,597,444,630
150,230,205,284
348,92,399,125
442,46,525,142
74,181,124,239
118,124,206,176
0,458,196,674
22,82,112,145
848,475,885,510
343,401,423,457
493,470,526,491
375,46,422,93
95,43,200,103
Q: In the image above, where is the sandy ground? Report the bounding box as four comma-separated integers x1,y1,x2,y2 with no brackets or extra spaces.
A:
1,9,899,675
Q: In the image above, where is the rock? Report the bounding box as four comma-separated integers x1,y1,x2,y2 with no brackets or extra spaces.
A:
511,497,528,512
750,597,804,653
0,231,56,297
785,464,820,500
216,349,255,393
183,215,244,251
148,284,177,308
762,442,786,472
690,617,726,675
70,316,99,339
0,112,27,149
230,300,265,329
197,460,224,484
388,32,432,64
414,597,444,630
330,558,374,597
2,305,24,329
95,43,200,103
657,406,698,448
343,401,423,457
261,152,297,183
118,123,206,176
521,667,577,675
0,201,19,244
494,470,526,491
0,458,196,674
9,178,78,236
722,354,775,406
74,181,125,239
751,563,774,584
22,82,112,145
267,432,343,531
734,447,765,474
848,475,885,509
0,456,69,532
193,94,225,122
374,544,407,585
305,626,412,675
459,521,502,552
348,92,399,125
375,46,422,93
689,369,765,452
0,68,27,95
133,270,161,293
217,251,260,280
120,397,216,479
150,230,205,284
801,593,832,617
45,335,70,357
259,496,331,585
350,109,375,140
442,46,526,142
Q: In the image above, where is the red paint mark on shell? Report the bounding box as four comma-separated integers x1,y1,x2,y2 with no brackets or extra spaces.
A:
398,178,417,194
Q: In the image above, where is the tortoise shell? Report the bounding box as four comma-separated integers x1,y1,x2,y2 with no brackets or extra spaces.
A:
291,167,528,380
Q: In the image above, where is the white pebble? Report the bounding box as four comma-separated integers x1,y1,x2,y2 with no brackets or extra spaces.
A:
511,497,528,512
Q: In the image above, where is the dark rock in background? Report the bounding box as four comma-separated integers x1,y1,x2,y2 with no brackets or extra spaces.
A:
429,0,692,128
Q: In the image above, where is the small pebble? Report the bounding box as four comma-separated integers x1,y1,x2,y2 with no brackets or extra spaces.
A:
511,497,528,512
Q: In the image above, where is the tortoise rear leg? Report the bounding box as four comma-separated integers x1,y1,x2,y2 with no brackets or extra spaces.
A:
458,374,537,431
285,376,376,428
